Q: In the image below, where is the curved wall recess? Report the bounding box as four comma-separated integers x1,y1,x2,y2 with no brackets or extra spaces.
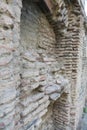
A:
20,0,69,130
0,1,85,130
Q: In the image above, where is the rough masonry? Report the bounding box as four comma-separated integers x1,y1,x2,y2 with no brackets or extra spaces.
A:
0,0,87,130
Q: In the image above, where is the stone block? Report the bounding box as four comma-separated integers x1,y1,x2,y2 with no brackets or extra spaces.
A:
45,84,61,94
50,93,61,101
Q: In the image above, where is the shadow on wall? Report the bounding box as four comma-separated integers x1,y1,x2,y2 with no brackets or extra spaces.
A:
19,0,70,130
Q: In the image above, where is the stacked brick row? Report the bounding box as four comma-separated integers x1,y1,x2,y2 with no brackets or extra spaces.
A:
44,1,72,130
46,1,86,130
20,50,68,130
75,12,85,127
52,3,85,129
69,12,81,129
68,6,85,129
19,1,86,129
20,1,69,130
53,93,71,130
52,0,68,29
20,50,50,130
0,1,22,130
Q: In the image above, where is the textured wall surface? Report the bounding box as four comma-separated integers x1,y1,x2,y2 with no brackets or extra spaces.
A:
20,1,68,130
0,0,22,130
48,1,86,129
0,0,86,130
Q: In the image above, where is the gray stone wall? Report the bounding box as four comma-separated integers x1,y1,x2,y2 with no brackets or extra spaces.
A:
0,0,22,130
0,0,86,130
20,1,68,130
47,1,86,129
0,0,69,130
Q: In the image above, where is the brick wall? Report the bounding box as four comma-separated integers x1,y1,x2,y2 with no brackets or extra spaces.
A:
46,1,86,129
19,0,69,130
0,0,86,130
55,4,85,129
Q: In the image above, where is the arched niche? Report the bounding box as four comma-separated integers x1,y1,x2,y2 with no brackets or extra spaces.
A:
20,0,70,130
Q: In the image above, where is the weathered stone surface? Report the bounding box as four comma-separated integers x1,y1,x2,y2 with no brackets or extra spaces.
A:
50,93,61,101
45,84,61,94
0,0,86,130
19,1,70,130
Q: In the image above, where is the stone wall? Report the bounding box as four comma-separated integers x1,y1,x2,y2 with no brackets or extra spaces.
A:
0,0,22,130
57,6,85,130
0,0,86,130
20,1,69,130
46,1,86,129
83,34,87,105
0,0,69,130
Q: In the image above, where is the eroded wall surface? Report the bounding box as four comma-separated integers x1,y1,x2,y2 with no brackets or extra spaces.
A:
20,1,69,130
0,0,22,130
0,0,86,130
49,1,86,129
0,0,68,130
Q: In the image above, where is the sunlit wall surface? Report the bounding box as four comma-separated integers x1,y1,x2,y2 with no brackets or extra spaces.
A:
78,0,87,16
85,0,87,16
